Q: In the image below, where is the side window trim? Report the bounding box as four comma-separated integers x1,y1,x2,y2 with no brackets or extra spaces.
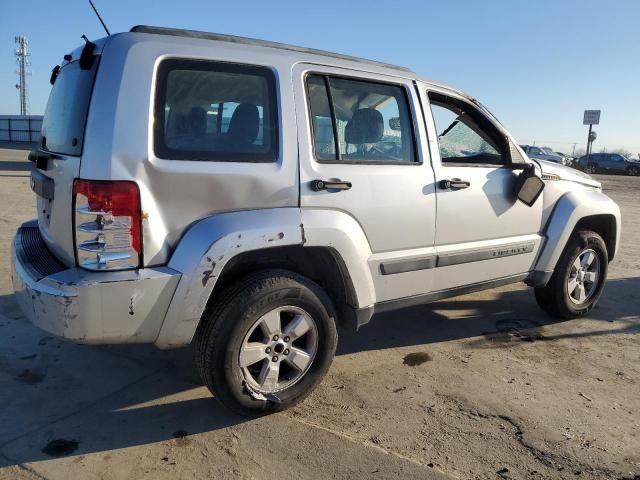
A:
427,90,510,168
322,75,342,160
305,72,421,165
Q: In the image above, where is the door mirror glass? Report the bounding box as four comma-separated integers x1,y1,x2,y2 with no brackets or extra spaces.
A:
388,117,401,131
514,164,544,206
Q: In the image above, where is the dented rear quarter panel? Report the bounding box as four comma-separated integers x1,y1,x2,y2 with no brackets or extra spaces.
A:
82,33,300,268
155,208,303,348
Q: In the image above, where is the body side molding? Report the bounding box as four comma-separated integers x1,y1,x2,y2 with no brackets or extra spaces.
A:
378,241,536,275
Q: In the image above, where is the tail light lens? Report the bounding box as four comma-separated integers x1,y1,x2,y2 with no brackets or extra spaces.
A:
73,179,142,270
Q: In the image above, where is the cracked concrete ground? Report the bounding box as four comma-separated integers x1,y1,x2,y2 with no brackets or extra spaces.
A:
0,146,638,479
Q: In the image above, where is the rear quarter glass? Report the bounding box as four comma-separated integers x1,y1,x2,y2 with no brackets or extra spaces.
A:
40,59,99,156
153,58,279,163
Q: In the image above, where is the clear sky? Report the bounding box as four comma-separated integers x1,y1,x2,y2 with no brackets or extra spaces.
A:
1,0,639,156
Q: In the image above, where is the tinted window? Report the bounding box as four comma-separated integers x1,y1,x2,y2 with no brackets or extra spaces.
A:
429,93,507,166
155,59,278,162
306,74,416,163
41,60,98,156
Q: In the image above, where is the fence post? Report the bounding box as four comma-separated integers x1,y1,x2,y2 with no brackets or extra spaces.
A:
28,117,32,142
7,118,11,142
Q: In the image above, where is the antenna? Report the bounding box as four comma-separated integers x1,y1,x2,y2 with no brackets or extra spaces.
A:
15,35,31,116
88,0,111,35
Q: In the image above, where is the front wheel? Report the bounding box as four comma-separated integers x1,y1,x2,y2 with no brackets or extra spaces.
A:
534,230,608,319
585,164,598,174
194,269,338,416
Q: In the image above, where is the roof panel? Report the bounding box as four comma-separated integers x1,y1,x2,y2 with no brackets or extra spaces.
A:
130,25,415,75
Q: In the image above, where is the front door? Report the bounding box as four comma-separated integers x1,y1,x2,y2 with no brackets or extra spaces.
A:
419,85,544,291
293,65,437,302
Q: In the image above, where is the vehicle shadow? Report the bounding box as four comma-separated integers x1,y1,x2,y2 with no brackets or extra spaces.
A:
0,277,637,467
338,276,640,355
0,161,31,172
0,141,37,152
0,159,32,178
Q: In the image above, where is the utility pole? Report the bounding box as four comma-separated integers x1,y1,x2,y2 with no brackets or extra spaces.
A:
572,142,577,157
15,35,31,116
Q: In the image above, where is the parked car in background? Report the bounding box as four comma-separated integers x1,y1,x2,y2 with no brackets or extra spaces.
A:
520,145,567,165
555,151,577,168
578,153,640,175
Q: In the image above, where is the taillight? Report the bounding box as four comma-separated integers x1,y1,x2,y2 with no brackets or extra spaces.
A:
73,179,142,270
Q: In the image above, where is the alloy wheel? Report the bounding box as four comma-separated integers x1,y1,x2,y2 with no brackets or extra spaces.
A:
567,249,601,305
239,306,318,393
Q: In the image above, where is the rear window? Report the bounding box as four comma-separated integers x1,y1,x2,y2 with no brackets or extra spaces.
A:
154,59,278,162
41,60,98,156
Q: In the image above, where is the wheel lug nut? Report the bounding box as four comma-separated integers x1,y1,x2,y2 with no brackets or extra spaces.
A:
272,355,278,362
284,349,290,355
265,347,271,353
273,335,279,341
284,336,290,342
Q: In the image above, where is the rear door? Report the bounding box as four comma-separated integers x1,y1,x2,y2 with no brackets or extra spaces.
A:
607,154,624,172
35,58,100,265
293,64,437,302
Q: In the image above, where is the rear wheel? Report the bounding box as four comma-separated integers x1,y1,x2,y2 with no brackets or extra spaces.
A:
534,230,607,319
194,269,338,416
626,166,639,176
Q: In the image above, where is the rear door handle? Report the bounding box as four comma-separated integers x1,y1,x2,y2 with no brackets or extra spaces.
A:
311,179,352,191
439,178,470,190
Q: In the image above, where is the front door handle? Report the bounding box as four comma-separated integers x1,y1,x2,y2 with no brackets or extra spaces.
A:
439,178,470,190
311,179,352,191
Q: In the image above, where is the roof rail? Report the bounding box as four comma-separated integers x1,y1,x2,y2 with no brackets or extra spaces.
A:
130,25,414,74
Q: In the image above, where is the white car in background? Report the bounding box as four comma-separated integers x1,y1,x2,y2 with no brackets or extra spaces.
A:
520,145,567,165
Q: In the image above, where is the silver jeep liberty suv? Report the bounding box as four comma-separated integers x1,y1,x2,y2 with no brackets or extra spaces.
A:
12,26,621,415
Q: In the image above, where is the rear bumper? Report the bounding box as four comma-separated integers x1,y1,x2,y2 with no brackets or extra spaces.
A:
11,220,181,344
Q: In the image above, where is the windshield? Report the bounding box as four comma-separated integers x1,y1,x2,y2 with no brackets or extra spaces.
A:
41,59,98,156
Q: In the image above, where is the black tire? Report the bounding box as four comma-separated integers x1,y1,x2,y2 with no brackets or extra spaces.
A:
194,269,338,416
626,166,639,176
585,164,598,174
534,230,608,319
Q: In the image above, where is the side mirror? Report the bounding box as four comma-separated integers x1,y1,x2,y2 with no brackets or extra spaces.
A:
513,164,545,206
388,117,401,131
